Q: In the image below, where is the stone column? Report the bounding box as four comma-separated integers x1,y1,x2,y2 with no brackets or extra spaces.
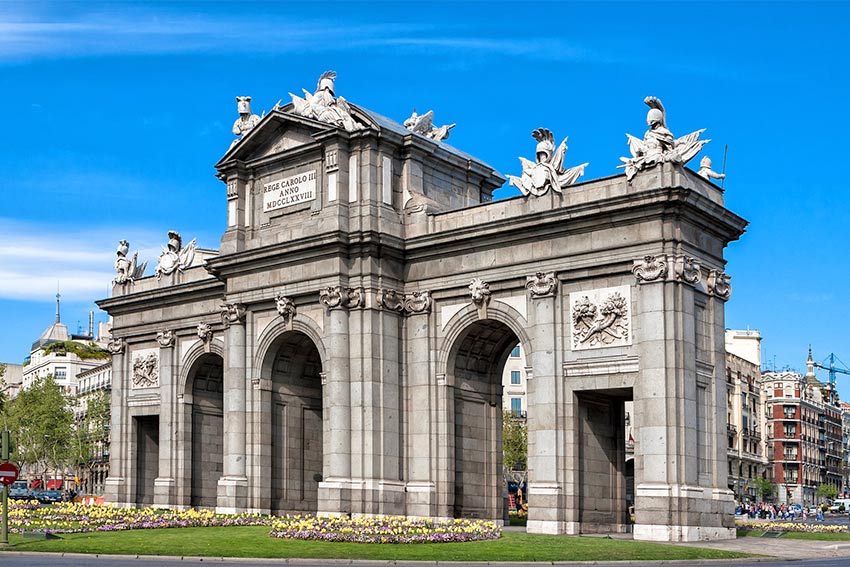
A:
317,286,355,515
631,256,735,542
154,330,177,507
104,338,130,507
524,273,566,534
217,303,248,513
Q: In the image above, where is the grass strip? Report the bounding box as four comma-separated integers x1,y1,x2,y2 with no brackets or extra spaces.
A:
2,526,748,561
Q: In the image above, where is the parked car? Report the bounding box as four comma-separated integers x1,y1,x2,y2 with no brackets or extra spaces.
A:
32,489,64,504
828,498,850,513
9,480,30,500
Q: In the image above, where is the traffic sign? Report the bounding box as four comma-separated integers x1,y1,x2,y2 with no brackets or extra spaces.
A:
0,462,18,486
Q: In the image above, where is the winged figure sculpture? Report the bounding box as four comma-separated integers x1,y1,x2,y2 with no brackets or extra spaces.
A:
619,96,709,181
507,128,588,197
404,109,456,142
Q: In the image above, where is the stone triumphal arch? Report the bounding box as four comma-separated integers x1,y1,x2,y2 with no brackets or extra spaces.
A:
99,74,746,542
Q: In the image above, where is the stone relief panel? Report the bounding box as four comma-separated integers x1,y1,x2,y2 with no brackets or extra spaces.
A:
569,285,632,350
131,348,159,389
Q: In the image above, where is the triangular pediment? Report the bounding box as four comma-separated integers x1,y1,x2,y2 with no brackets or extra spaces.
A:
216,110,339,167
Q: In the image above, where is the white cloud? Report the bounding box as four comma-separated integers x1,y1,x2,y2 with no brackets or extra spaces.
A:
0,219,162,302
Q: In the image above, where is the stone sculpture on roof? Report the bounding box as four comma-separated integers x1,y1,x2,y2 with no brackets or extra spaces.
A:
113,239,147,286
289,71,362,132
619,96,709,181
403,109,456,142
232,96,261,139
507,128,588,197
697,156,726,182
154,230,196,279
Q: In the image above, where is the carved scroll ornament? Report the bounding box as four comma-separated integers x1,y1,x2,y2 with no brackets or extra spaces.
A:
156,329,175,348
707,270,732,300
632,255,668,283
221,303,246,327
674,256,701,285
319,286,363,310
107,337,125,355
526,272,558,298
404,291,432,314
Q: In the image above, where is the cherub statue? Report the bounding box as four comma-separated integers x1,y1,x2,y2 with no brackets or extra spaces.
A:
404,109,456,142
154,230,197,279
289,71,361,132
619,96,709,181
232,96,260,138
113,240,147,286
697,156,726,182
506,128,588,197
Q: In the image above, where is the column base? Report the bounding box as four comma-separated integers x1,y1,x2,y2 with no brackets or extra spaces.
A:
153,477,176,507
347,479,406,516
103,476,133,508
405,481,437,517
633,524,736,542
318,478,353,516
216,476,248,514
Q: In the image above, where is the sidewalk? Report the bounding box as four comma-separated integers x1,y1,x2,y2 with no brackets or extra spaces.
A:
676,536,850,560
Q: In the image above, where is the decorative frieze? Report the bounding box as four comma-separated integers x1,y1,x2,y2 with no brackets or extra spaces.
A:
632,255,668,283
325,149,339,172
526,272,558,298
131,351,159,388
570,285,631,350
673,255,701,285
221,302,247,327
378,289,432,314
707,270,732,300
319,286,363,310
275,294,296,323
156,329,176,348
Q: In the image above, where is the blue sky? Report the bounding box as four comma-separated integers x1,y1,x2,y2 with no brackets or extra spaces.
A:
1,1,849,396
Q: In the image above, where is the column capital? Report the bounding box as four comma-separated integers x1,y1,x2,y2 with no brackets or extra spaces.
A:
221,302,247,327
632,255,668,284
156,329,176,348
707,270,732,300
107,337,126,355
320,286,363,310
378,289,432,315
526,272,558,298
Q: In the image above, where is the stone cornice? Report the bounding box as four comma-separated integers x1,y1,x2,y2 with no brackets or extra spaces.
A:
96,278,224,316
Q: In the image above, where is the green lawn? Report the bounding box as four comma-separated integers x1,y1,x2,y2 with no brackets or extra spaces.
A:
1,526,749,561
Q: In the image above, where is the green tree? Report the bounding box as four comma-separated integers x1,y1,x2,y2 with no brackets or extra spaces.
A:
4,375,74,483
503,411,527,472
73,389,111,485
0,362,6,414
754,477,776,501
816,483,839,502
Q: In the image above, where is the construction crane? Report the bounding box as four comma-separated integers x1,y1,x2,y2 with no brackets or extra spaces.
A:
813,352,850,388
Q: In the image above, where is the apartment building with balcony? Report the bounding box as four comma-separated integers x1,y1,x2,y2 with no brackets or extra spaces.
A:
725,351,769,502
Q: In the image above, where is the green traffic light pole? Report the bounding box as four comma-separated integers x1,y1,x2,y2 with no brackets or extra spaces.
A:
1,429,10,546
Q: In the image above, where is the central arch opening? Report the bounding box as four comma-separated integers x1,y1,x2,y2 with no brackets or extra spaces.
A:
267,331,323,514
449,318,521,521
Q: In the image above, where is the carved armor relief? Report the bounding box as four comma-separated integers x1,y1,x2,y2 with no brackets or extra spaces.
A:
131,348,159,389
569,285,632,350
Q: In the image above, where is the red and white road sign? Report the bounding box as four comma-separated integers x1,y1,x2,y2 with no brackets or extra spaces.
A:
0,462,19,486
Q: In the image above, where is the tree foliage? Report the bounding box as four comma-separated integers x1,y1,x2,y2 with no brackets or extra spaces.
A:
754,477,776,500
43,341,110,360
0,362,6,413
816,483,839,501
502,411,527,472
3,375,74,479
74,389,111,474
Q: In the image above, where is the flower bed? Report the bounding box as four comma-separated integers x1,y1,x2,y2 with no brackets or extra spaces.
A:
736,518,850,534
8,500,271,534
270,514,501,543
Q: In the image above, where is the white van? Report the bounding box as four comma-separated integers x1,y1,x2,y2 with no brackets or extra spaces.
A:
828,498,850,512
